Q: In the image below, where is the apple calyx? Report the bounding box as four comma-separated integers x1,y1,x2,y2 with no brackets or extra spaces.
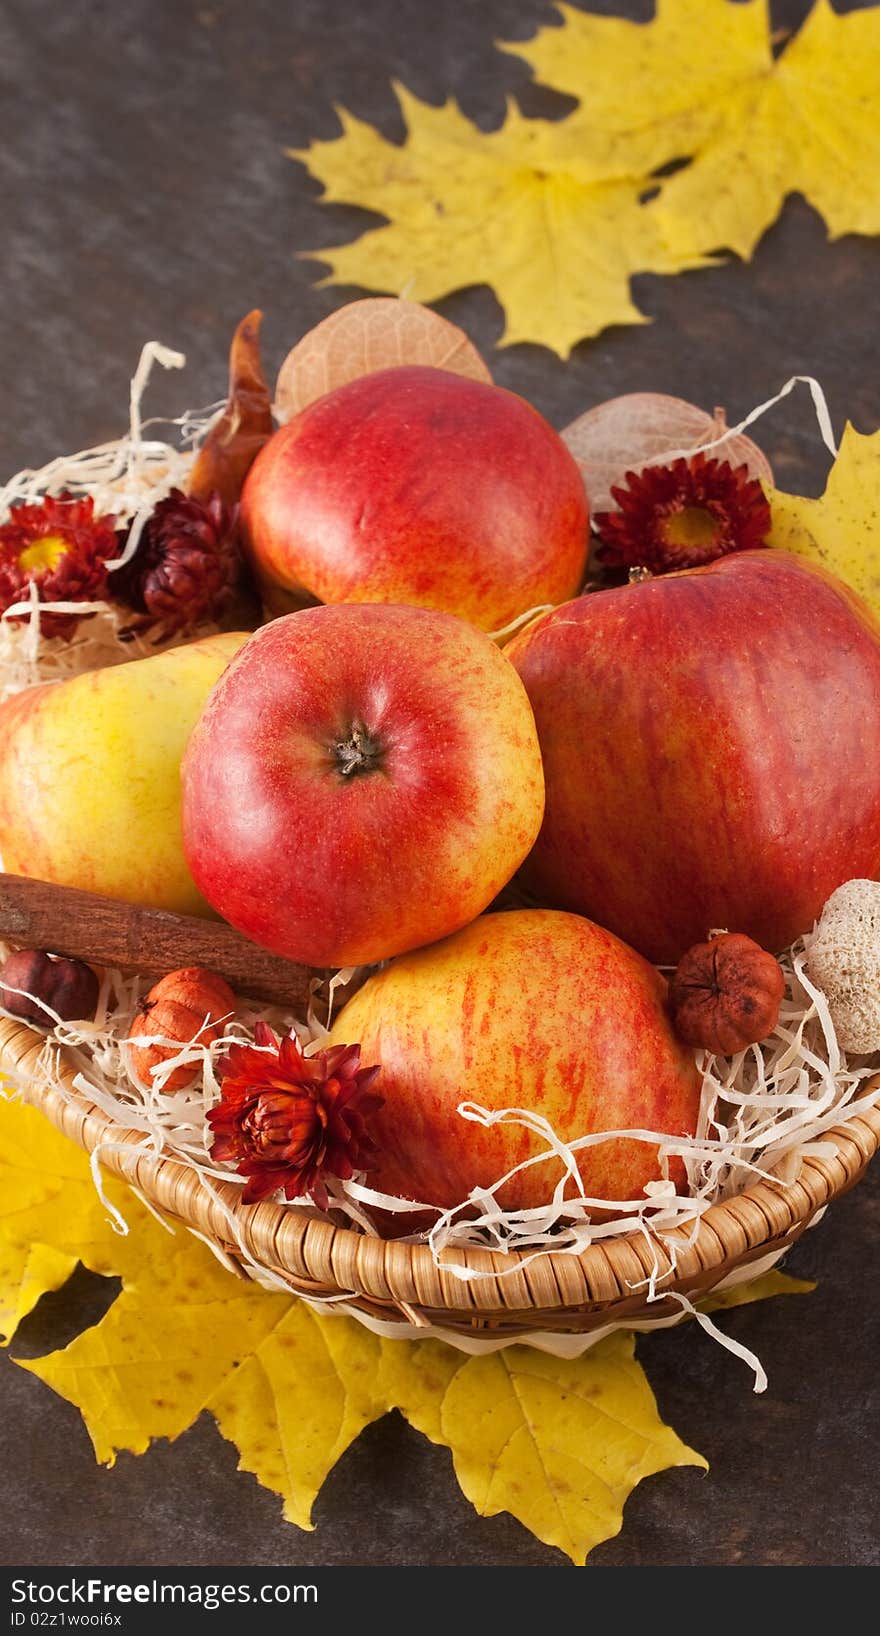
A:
331,719,385,780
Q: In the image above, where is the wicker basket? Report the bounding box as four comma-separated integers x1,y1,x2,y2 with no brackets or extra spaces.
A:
2,1013,878,1339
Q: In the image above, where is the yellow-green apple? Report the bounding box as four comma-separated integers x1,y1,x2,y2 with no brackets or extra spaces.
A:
181,604,545,967
0,631,248,915
240,364,589,631
328,908,702,1215
507,550,880,962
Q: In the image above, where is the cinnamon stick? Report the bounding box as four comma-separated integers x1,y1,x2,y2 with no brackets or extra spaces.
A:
0,873,322,1010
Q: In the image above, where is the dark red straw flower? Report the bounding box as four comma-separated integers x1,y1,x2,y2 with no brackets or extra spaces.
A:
110,488,239,634
594,453,772,573
0,493,118,637
208,1021,383,1208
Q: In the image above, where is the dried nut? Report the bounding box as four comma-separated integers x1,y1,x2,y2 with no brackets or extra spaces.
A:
126,966,236,1093
668,932,785,1055
804,878,880,1053
0,949,100,1027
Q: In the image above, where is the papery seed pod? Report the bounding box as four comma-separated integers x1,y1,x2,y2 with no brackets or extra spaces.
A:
562,392,772,516
274,298,490,422
126,966,236,1093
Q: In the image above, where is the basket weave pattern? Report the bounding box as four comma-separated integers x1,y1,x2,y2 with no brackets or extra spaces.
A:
2,1015,878,1337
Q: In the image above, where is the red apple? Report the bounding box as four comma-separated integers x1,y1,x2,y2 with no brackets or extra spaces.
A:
328,909,702,1214
240,365,589,631
181,604,545,968
507,550,880,962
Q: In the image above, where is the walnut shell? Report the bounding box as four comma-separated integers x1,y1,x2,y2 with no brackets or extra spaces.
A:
668,932,785,1055
0,949,99,1027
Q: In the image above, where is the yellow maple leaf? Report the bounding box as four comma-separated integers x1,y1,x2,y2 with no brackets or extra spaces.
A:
3,1104,374,1529
295,0,880,353
651,0,880,259
513,0,880,262
701,1271,815,1313
767,424,880,616
0,1238,78,1341
28,1287,383,1533
379,1333,705,1564
293,86,707,358
0,1093,155,1341
209,1304,383,1529
0,1092,807,1563
502,0,771,181
16,1215,704,1560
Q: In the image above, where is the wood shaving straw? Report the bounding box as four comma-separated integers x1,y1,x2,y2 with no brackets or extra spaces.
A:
0,342,224,700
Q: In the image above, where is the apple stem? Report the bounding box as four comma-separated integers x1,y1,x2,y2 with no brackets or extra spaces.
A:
332,720,384,779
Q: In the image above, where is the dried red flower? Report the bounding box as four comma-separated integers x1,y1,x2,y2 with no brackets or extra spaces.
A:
208,1021,383,1207
0,493,118,637
110,489,239,633
594,454,772,573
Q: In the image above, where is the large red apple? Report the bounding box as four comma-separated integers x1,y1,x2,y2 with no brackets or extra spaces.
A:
181,603,545,968
507,550,880,962
328,909,702,1214
240,365,589,631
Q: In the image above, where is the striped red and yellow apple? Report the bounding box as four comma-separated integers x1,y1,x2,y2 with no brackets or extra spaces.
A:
240,364,589,631
329,909,703,1216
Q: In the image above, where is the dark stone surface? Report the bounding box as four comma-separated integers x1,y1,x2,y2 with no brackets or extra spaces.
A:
1,0,879,1570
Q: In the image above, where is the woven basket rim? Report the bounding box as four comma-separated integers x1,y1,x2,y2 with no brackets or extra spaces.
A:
2,1013,878,1329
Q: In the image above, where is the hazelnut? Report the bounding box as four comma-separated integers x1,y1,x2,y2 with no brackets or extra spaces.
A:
0,949,100,1028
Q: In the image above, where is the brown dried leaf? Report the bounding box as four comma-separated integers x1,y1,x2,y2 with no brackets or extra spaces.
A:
274,297,491,422
563,392,773,515
189,310,274,505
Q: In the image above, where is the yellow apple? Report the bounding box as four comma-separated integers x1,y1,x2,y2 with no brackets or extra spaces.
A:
0,632,248,915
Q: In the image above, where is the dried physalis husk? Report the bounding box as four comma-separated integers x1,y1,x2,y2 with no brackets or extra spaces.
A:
274,297,491,422
189,310,274,506
562,392,773,515
126,966,236,1094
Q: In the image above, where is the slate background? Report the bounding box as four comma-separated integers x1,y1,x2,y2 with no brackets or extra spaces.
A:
0,0,878,1571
